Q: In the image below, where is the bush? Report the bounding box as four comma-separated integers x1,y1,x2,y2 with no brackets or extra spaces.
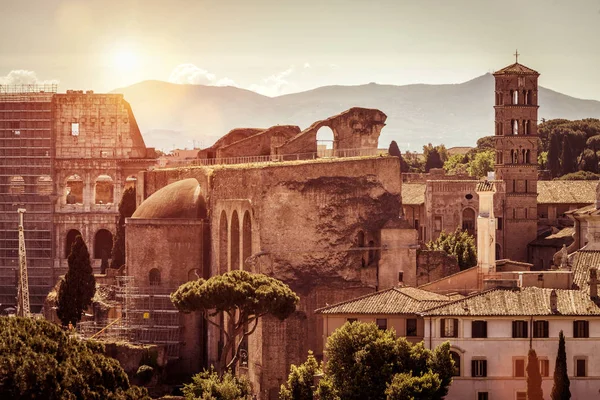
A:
182,367,252,400
135,365,155,385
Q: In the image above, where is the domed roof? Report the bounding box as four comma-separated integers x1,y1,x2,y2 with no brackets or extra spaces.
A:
132,178,206,219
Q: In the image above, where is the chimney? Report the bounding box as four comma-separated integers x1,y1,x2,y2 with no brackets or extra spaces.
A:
590,268,598,299
550,289,558,314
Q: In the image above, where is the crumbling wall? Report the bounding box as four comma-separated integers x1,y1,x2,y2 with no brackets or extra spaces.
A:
216,125,300,158
416,250,460,286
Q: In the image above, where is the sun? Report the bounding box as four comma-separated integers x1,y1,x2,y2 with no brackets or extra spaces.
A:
112,50,139,71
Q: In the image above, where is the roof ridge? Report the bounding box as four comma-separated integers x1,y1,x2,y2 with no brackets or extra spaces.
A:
314,287,396,313
419,287,500,314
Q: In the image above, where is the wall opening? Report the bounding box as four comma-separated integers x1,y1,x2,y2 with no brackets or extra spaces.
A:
8,176,25,195
219,211,228,274
94,175,114,204
450,351,461,376
66,175,83,204
512,119,518,135
125,175,137,190
316,126,335,157
496,243,502,260
242,211,252,270
230,211,240,270
94,229,113,260
149,268,161,286
71,122,80,136
462,208,476,236
65,229,82,258
357,231,366,267
36,175,53,196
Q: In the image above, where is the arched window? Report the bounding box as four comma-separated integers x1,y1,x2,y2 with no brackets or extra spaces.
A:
513,90,519,105
66,174,83,204
462,208,476,236
219,211,228,274
230,211,240,270
242,211,252,271
36,175,53,196
94,229,113,259
512,119,519,135
450,351,461,377
65,229,82,258
317,126,335,157
94,175,114,204
149,268,161,286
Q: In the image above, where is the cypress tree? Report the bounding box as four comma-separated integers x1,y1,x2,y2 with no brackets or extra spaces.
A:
551,330,571,400
561,136,575,175
57,235,96,327
110,186,137,269
527,348,544,400
388,140,409,173
425,148,444,172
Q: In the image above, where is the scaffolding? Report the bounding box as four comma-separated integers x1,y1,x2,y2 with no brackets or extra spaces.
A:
78,276,182,359
0,88,54,312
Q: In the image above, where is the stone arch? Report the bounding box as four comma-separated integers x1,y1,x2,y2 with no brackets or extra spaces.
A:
8,176,25,195
450,351,461,377
461,208,476,236
230,211,240,270
94,174,114,204
316,126,335,156
94,229,113,259
219,211,228,274
65,174,83,204
124,175,137,190
149,268,161,286
242,211,252,270
36,175,53,196
65,229,82,258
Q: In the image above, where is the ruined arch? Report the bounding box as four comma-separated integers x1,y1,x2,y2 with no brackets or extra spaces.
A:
94,229,113,259
36,175,53,196
219,211,228,274
230,211,240,270
66,174,83,204
316,126,335,156
94,174,114,204
242,211,252,271
149,268,161,286
462,208,476,236
8,176,25,195
65,229,82,258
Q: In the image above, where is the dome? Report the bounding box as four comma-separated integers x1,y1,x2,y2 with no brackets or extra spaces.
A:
132,178,206,219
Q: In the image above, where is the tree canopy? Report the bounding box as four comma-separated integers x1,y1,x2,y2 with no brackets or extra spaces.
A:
171,270,299,373
57,235,96,327
0,317,150,400
318,321,453,400
279,351,320,400
182,367,252,400
111,186,137,269
425,228,477,271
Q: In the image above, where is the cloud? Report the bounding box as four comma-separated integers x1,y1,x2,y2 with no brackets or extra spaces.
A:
303,62,311,69
249,68,294,97
168,64,216,85
214,77,237,87
0,70,59,86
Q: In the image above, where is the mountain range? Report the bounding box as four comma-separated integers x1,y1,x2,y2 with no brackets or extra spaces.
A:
112,74,600,152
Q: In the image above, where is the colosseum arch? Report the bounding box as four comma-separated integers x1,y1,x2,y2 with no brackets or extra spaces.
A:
242,211,252,271
94,229,113,260
219,211,228,274
94,174,114,204
65,229,82,258
230,211,240,270
65,174,83,204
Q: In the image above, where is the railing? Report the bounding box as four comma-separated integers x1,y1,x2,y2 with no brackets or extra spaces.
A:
182,147,383,167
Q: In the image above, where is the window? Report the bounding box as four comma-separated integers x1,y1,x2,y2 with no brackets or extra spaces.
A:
450,351,461,377
575,357,587,377
533,321,549,338
516,392,527,400
477,393,489,400
472,320,487,338
347,318,358,324
441,318,458,338
406,318,417,336
434,216,442,232
512,320,528,338
497,217,503,230
71,122,79,136
376,318,387,330
514,358,525,377
471,359,487,377
540,359,550,377
573,320,589,338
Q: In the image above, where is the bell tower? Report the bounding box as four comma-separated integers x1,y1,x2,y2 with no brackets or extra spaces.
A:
493,52,539,263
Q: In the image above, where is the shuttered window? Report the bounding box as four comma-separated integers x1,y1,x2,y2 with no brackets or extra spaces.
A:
440,318,459,338
533,321,549,338
573,320,589,338
471,359,487,377
512,320,528,338
472,320,487,338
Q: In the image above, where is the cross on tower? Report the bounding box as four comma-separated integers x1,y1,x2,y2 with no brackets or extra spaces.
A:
514,49,520,63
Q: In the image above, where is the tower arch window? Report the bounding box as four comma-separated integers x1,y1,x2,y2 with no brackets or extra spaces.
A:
149,268,161,286
512,119,519,135
512,90,519,105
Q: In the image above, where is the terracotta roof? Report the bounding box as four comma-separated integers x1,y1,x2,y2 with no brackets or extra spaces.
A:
566,203,599,217
493,62,539,75
315,287,452,315
421,287,600,316
571,250,600,291
476,181,494,192
402,183,425,205
537,181,597,204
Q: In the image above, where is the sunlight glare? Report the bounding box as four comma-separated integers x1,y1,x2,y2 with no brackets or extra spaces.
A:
112,50,139,71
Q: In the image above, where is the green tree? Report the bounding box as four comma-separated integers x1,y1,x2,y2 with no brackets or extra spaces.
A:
424,146,444,172
551,330,570,400
385,372,441,400
443,154,469,176
171,270,299,374
425,228,477,270
57,235,96,327
538,151,548,170
527,348,544,400
110,186,137,269
323,322,453,400
182,367,252,400
467,150,495,178
0,317,150,400
279,351,320,400
389,141,409,173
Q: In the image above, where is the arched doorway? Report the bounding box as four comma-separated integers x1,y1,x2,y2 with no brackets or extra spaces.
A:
230,211,240,270
94,229,113,259
316,126,335,157
149,268,161,286
462,208,476,236
219,211,228,274
65,229,82,258
242,211,252,270
450,351,461,376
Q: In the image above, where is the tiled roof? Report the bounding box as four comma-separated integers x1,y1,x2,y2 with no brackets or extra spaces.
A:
447,147,473,156
571,250,600,291
421,287,600,316
476,181,494,192
537,181,597,204
529,227,575,246
494,62,539,75
566,204,599,217
402,183,425,205
315,287,452,315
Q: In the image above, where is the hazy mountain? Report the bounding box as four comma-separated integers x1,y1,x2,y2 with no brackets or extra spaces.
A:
112,74,600,152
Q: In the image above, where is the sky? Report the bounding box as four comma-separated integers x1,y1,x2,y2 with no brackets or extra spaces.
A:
1,0,600,100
